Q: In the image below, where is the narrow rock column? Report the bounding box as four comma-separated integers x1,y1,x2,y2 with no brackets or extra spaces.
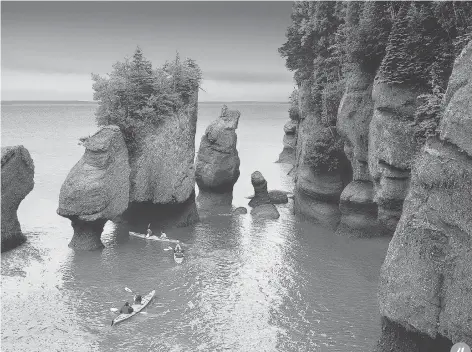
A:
1,146,35,252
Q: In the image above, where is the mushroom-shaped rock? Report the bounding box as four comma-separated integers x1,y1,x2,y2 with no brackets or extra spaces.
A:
57,125,130,250
248,171,271,208
1,146,35,252
195,105,241,194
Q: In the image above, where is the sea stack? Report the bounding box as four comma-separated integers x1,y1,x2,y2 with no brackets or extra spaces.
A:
1,146,35,252
277,89,299,164
336,67,381,237
375,40,472,351
249,171,279,219
195,105,240,208
122,87,200,229
57,126,130,250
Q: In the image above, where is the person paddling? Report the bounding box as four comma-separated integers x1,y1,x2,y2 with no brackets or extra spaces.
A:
119,302,134,314
174,242,183,253
134,294,142,305
160,230,167,239
146,224,153,238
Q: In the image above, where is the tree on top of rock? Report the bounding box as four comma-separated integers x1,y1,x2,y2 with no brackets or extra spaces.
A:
92,47,201,147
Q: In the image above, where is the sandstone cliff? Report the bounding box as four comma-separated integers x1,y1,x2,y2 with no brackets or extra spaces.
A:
336,67,382,237
376,40,472,350
57,125,130,250
1,146,35,252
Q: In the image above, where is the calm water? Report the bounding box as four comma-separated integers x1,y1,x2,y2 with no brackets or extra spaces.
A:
1,102,390,352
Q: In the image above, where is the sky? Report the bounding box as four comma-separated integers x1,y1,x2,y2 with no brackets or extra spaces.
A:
1,1,295,102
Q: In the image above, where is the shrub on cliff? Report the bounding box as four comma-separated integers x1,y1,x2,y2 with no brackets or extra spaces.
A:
288,89,300,121
304,126,345,173
92,47,201,146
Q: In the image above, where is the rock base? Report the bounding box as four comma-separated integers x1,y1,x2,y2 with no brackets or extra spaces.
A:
122,192,199,231
251,204,280,219
197,189,233,208
294,189,340,229
373,317,452,352
276,147,296,164
68,218,107,251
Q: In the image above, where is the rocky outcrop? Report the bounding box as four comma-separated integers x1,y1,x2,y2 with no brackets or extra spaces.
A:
336,67,382,237
247,190,289,205
57,125,130,250
123,89,199,228
277,90,299,164
375,41,472,350
368,79,425,233
293,82,350,229
233,207,247,215
277,120,298,164
195,105,240,208
248,171,271,208
1,146,35,252
251,204,280,220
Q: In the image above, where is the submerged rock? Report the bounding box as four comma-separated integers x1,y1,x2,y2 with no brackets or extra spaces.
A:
233,207,247,215
336,67,382,237
376,41,472,349
247,190,289,204
250,204,280,219
1,146,35,252
57,125,130,250
248,171,271,208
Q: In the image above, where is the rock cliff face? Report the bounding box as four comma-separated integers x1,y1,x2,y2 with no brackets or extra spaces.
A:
123,89,199,228
375,41,472,350
293,83,348,229
195,105,240,207
57,125,130,250
1,146,35,252
368,80,425,233
336,67,381,237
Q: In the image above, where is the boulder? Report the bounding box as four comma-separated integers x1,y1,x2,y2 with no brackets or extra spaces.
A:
57,125,130,250
124,89,199,228
233,207,248,215
195,105,240,192
1,146,35,252
247,190,289,204
250,204,280,220
376,41,472,350
277,120,298,164
248,171,271,208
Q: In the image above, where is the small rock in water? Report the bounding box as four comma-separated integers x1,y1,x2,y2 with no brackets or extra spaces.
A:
233,207,247,215
187,301,195,309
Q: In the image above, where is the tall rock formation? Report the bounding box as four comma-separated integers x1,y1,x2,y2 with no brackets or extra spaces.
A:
122,89,199,228
277,89,299,164
1,146,35,252
375,41,472,351
57,126,130,250
293,82,350,229
195,105,240,208
248,171,280,219
336,67,382,237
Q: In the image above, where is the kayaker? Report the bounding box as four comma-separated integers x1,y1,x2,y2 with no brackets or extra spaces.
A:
134,294,142,305
146,224,153,238
160,230,167,239
174,243,183,253
119,302,134,314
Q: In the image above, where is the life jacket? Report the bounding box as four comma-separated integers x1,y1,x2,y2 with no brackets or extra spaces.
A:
120,305,134,314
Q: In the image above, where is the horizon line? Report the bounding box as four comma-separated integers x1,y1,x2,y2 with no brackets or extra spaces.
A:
1,100,289,104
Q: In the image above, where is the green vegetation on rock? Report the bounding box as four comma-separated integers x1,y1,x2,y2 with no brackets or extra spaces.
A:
92,47,201,147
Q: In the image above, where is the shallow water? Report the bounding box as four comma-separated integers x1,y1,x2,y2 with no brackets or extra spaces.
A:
1,102,390,351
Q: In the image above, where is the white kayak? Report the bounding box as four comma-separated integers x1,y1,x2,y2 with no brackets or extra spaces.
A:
174,251,184,264
111,290,156,326
129,232,180,244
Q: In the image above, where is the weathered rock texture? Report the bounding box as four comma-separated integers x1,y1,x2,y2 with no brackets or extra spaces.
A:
247,190,289,205
124,89,199,227
277,120,298,164
368,79,425,233
248,171,271,208
293,82,349,229
336,68,381,237
376,41,472,350
57,125,130,250
251,204,280,220
1,146,35,252
195,105,240,208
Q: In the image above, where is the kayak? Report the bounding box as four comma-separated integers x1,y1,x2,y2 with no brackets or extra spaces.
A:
129,232,180,244
174,251,184,264
111,290,156,326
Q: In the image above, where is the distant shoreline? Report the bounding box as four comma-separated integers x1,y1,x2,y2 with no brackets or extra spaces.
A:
1,100,289,105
